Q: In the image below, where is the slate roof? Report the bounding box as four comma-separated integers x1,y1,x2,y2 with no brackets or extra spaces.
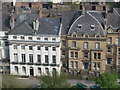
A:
9,13,60,35
107,8,120,29
1,11,11,31
60,11,75,35
62,10,105,37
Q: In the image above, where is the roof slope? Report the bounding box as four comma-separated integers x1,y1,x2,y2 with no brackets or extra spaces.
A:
9,20,34,35
107,8,120,29
63,11,105,37
9,13,60,35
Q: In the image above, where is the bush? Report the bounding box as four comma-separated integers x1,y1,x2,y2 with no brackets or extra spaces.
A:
87,75,97,81
67,74,82,80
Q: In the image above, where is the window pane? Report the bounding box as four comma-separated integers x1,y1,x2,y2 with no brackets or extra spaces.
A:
29,54,33,62
72,41,76,47
37,55,41,63
37,46,41,50
52,55,56,63
22,54,26,62
45,55,49,63
75,52,78,58
29,46,33,50
98,53,101,60
71,51,74,58
84,42,88,49
96,43,100,49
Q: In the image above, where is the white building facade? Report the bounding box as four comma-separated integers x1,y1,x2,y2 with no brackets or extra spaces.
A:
0,31,9,59
8,34,61,76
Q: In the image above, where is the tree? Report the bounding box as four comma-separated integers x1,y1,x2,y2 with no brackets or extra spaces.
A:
39,71,70,88
96,72,119,88
107,2,120,8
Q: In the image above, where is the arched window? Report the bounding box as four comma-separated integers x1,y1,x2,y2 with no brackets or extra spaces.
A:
45,68,49,75
38,67,41,75
72,32,77,37
95,34,101,38
22,66,26,75
83,34,89,38
15,66,18,75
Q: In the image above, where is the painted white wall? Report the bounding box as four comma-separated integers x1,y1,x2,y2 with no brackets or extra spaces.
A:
9,35,61,76
0,31,9,59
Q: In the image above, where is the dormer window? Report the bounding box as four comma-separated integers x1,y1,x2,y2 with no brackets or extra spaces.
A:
28,37,32,40
108,29,113,33
77,24,82,29
72,32,77,37
13,36,17,39
95,35,101,38
84,34,89,38
90,25,95,30
21,36,25,40
73,34,77,37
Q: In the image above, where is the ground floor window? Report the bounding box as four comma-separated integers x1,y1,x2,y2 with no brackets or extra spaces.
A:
45,68,49,75
118,58,120,64
22,66,26,75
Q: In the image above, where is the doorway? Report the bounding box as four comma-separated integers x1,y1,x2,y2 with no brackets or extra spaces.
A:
30,67,34,76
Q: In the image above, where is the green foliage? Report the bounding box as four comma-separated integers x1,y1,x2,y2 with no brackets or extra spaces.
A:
96,72,119,88
40,71,70,88
48,2,53,5
2,74,29,88
67,74,82,80
87,75,97,81
108,2,120,8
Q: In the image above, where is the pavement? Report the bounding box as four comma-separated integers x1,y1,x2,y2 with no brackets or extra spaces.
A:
16,77,95,88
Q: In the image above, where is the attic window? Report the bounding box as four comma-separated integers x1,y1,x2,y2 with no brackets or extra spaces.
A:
77,24,82,29
73,34,77,37
95,35,100,38
21,36,25,40
108,29,113,33
28,37,32,40
84,34,89,38
37,37,41,40
13,36,17,39
90,25,95,30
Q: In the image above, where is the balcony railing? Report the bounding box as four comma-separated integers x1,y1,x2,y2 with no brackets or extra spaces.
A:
42,63,49,66
11,61,19,64
68,47,80,50
27,62,34,65
19,62,26,65
35,62,42,65
50,63,57,66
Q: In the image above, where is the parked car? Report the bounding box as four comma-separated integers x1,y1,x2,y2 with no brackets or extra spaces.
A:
90,84,101,90
72,83,88,89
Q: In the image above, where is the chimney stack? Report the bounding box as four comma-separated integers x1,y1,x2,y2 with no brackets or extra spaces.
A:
35,19,39,31
38,4,42,18
82,3,85,15
10,13,15,29
33,19,39,31
33,19,36,30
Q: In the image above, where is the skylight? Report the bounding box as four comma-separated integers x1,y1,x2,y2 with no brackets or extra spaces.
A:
90,25,95,30
77,24,82,29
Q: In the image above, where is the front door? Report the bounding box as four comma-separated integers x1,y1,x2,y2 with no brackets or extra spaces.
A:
30,67,34,76
84,63,88,69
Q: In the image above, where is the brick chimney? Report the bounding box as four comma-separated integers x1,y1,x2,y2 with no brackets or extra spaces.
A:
10,13,15,29
82,3,85,15
38,4,42,18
